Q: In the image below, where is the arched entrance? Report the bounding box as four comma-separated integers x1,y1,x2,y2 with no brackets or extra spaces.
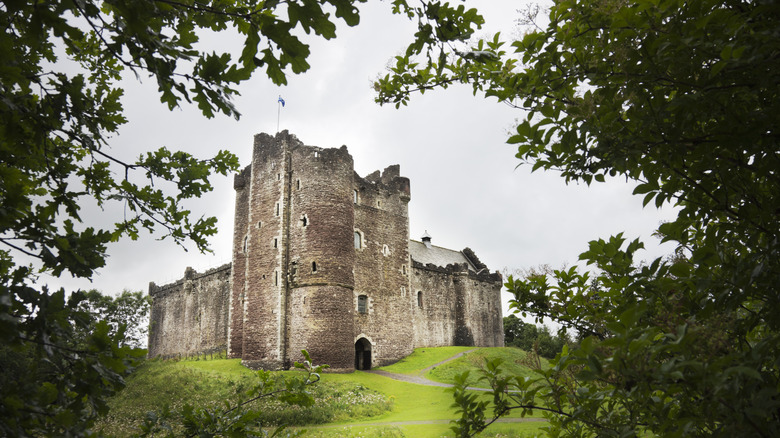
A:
354,338,372,370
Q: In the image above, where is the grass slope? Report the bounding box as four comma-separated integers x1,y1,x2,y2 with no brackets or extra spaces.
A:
98,348,547,437
425,347,549,386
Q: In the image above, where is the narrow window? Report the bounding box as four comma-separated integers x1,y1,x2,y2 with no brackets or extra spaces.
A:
314,151,319,158
275,202,280,216
257,221,262,228
353,189,358,204
382,244,390,256
297,179,301,189
402,264,407,275
312,261,317,273
277,173,281,181
377,200,381,208
301,215,308,227
401,287,406,297
417,291,423,308
358,295,368,314
274,270,279,286
243,236,248,254
273,238,278,249
354,231,362,249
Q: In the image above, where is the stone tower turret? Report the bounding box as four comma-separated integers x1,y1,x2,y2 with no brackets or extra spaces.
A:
229,131,356,370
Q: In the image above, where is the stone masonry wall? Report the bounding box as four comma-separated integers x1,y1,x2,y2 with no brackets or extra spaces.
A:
352,165,414,368
410,262,503,348
148,264,231,358
285,143,356,370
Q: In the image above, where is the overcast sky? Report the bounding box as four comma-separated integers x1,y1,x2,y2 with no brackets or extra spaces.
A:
44,1,678,316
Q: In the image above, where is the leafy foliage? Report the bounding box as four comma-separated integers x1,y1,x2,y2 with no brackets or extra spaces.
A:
378,0,780,436
503,315,571,359
135,350,327,438
75,289,151,349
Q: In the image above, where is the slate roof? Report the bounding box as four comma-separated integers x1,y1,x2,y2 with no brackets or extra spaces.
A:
408,240,476,271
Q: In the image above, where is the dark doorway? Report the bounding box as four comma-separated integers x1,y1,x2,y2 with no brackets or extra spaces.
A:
354,338,372,370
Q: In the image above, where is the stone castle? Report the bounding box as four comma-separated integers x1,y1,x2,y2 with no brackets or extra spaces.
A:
148,131,503,371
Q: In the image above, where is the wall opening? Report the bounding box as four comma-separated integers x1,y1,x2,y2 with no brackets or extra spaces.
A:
301,215,308,227
243,236,248,254
357,295,368,314
275,202,280,216
273,238,278,249
312,261,317,273
354,338,372,370
354,231,362,249
353,189,358,204
382,244,390,256
417,291,423,308
297,179,301,189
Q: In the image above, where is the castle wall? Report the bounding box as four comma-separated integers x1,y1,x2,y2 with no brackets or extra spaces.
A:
352,166,414,368
228,165,251,358
410,262,504,348
148,264,231,358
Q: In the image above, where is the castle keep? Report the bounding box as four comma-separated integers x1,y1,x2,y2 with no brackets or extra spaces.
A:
148,132,503,371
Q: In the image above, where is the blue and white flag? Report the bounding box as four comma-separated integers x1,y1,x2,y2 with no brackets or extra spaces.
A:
278,96,285,107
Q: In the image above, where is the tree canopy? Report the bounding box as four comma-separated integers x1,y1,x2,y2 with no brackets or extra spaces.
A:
377,0,780,436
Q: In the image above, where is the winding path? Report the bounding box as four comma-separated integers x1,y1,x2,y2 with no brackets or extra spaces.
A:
305,349,546,430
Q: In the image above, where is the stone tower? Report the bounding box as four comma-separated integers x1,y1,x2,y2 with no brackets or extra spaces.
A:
229,131,357,370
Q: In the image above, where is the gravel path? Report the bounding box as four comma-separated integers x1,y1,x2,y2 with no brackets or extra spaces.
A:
365,348,487,391
308,349,546,430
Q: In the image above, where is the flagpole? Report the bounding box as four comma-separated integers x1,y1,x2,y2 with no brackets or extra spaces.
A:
277,96,281,133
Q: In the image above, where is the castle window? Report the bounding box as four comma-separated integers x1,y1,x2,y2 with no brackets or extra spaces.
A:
417,291,423,308
402,264,407,275
312,261,317,273
382,244,390,256
277,173,281,181
274,270,279,286
301,215,308,227
314,151,319,158
353,189,358,204
275,202,280,216
377,200,381,208
358,295,368,314
354,231,362,249
257,221,262,228
401,286,406,297
297,179,301,189
273,238,278,249
243,236,248,254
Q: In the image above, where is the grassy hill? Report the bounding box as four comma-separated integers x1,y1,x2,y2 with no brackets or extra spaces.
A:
97,348,547,437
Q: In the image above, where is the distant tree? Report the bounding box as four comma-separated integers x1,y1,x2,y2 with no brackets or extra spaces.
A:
75,290,151,349
378,0,780,436
503,315,571,359
0,1,484,435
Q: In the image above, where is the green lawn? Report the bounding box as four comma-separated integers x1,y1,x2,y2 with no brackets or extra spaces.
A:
425,347,549,387
97,348,548,437
377,346,475,375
